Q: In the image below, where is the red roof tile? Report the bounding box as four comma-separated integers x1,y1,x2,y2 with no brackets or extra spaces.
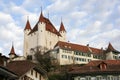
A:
29,12,61,36
59,21,66,32
69,60,120,74
6,60,36,77
55,41,104,54
106,43,119,53
24,19,31,30
90,47,104,54
9,45,16,55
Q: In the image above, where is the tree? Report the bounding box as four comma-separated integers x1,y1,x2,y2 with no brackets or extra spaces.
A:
33,46,52,72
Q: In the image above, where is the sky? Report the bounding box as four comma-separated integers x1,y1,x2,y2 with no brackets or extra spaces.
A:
0,0,120,56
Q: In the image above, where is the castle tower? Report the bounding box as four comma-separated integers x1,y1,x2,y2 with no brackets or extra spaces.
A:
38,11,46,48
23,18,31,57
9,44,16,59
106,42,120,60
59,21,66,41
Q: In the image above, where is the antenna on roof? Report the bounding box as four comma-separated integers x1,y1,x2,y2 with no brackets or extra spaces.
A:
48,11,49,19
27,15,29,20
12,41,14,46
41,6,43,13
61,17,62,22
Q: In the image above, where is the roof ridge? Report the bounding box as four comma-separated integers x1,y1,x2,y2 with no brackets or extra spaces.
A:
55,41,104,54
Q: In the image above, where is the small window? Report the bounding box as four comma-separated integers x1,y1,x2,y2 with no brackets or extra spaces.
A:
31,70,33,75
35,71,37,78
39,74,41,80
27,55,32,60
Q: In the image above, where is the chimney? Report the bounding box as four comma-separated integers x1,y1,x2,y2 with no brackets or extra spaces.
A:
101,47,103,50
87,44,89,47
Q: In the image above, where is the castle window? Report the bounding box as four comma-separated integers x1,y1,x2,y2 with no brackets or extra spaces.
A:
39,74,41,80
68,56,70,59
88,59,91,62
27,55,32,60
50,41,51,46
35,71,37,78
86,76,91,80
31,70,33,75
62,55,64,58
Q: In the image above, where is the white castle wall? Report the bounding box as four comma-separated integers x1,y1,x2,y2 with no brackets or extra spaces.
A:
24,21,66,58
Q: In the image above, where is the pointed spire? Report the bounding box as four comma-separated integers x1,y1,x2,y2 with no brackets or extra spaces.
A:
59,19,66,32
24,16,31,30
108,42,115,51
9,43,16,55
39,7,44,22
106,42,115,52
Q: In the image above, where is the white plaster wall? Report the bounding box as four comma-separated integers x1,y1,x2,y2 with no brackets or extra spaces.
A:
57,48,101,65
106,52,114,60
59,31,66,42
25,69,45,80
24,29,31,57
24,21,67,58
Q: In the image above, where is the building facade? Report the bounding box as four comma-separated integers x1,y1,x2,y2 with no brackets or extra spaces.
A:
68,60,120,80
49,41,119,65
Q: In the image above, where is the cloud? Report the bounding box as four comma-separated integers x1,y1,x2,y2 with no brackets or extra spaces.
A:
0,12,23,56
0,0,120,56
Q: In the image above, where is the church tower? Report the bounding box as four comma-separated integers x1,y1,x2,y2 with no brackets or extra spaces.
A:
23,18,31,57
59,21,66,41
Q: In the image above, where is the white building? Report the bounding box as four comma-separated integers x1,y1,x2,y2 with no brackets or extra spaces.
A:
24,11,66,59
49,41,120,65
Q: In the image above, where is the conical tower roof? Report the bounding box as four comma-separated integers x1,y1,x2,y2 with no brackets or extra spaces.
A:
39,11,45,22
106,42,119,53
24,18,31,30
108,43,115,51
59,21,66,32
9,45,16,55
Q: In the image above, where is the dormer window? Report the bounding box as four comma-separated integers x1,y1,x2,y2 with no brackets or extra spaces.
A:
99,62,107,70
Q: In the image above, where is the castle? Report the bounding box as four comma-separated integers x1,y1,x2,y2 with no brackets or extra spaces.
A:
9,11,120,65
23,11,66,58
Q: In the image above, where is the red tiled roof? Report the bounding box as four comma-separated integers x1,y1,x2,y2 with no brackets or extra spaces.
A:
59,21,66,32
90,47,104,54
24,19,31,30
106,43,119,53
55,41,104,54
9,45,16,55
69,60,120,74
29,12,61,36
29,22,38,34
6,60,36,77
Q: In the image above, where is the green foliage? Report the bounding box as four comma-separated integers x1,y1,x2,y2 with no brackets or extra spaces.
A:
48,73,66,80
34,47,52,72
